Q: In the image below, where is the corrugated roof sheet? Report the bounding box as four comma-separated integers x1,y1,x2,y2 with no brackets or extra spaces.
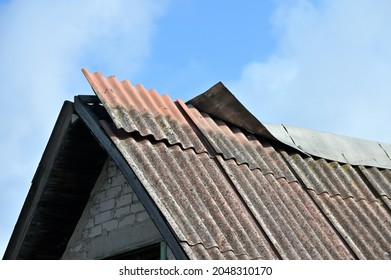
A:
102,119,356,259
82,69,206,153
283,152,391,259
217,158,354,259
310,192,390,259
178,101,297,182
284,154,379,202
102,121,279,260
82,69,391,259
279,124,391,169
359,167,391,210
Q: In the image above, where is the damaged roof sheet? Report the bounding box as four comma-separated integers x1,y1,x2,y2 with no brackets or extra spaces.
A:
83,69,391,259
189,82,391,169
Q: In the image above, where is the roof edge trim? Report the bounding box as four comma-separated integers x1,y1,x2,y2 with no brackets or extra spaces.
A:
3,101,75,259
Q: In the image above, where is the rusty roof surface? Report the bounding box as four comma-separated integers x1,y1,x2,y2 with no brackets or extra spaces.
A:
81,69,391,259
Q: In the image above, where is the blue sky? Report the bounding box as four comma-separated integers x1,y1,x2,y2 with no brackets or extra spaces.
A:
1,0,391,257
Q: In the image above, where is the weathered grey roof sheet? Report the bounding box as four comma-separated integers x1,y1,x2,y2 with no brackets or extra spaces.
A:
271,123,391,168
82,69,391,259
102,121,279,259
283,152,391,259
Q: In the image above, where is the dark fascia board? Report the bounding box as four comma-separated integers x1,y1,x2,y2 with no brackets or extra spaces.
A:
74,96,189,260
3,101,76,259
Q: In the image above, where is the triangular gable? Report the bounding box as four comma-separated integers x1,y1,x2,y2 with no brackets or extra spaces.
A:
3,102,107,259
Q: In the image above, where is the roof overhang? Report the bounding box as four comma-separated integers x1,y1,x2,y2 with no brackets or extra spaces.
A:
3,101,107,259
3,97,188,260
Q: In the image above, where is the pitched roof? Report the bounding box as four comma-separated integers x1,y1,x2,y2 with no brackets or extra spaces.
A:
4,69,391,259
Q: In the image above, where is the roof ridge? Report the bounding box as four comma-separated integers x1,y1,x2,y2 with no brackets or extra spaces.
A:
83,68,391,170
82,69,295,175
188,81,391,169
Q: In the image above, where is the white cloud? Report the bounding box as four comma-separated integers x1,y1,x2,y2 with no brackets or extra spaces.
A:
229,0,391,143
0,0,168,257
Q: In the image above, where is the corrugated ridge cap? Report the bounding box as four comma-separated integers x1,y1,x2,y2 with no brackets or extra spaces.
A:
188,82,391,169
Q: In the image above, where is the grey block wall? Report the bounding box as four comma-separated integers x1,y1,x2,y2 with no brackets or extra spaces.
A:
62,158,174,259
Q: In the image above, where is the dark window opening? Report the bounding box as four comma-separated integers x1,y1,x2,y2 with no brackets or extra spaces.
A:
106,242,167,260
